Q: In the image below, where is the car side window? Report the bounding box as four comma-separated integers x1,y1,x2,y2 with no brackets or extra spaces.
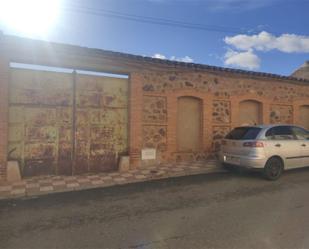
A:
265,126,295,140
291,126,309,140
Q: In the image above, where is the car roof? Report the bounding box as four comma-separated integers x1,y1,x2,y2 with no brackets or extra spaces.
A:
235,124,305,129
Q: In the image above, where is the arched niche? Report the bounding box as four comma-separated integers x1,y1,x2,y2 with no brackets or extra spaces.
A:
299,105,309,129
177,96,203,151
239,100,262,126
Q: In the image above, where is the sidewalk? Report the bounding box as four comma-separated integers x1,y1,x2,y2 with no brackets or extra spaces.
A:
0,160,226,200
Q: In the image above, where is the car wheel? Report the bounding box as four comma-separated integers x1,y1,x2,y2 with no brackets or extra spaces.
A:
263,157,283,180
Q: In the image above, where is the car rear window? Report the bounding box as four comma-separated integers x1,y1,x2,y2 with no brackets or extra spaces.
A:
225,127,262,140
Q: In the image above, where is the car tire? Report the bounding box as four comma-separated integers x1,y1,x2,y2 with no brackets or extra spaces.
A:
263,157,283,180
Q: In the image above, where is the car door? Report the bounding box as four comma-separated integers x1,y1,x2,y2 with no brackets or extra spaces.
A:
265,126,304,169
291,126,309,167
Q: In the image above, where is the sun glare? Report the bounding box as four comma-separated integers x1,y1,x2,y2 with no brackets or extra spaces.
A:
0,0,61,36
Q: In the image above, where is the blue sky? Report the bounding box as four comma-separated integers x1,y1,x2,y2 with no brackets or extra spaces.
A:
0,0,309,76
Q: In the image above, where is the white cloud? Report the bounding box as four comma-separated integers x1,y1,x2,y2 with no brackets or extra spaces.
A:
152,54,194,63
152,53,167,59
225,31,309,53
181,56,194,63
223,31,309,70
224,49,261,70
170,55,194,63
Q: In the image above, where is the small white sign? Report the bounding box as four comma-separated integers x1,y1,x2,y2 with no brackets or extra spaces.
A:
141,148,156,160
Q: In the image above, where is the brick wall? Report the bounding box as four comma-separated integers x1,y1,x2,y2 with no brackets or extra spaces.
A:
137,70,309,165
1,34,309,180
0,39,9,181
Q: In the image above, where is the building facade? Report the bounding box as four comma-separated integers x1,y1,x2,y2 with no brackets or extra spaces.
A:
0,34,309,181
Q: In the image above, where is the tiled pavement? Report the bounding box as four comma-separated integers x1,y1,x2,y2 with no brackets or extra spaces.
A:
0,160,225,200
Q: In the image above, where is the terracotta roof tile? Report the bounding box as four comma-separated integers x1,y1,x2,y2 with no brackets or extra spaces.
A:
2,33,309,84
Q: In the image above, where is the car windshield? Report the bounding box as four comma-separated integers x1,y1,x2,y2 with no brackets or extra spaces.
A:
225,127,262,140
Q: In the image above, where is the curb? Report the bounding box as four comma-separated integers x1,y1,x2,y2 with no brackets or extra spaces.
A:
0,166,228,201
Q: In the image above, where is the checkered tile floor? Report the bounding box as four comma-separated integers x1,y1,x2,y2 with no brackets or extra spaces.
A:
0,160,224,200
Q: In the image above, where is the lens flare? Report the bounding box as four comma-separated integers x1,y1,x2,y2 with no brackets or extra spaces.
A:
0,0,61,35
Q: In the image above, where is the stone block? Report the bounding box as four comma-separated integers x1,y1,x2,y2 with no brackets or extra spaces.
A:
7,161,21,182
118,156,130,172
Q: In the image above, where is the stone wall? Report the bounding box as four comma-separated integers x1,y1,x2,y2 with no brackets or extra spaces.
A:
139,71,309,164
270,105,293,124
1,34,309,180
143,96,167,123
212,100,231,124
141,71,309,101
0,48,9,180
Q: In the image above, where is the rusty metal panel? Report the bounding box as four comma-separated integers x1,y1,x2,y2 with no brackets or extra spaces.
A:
8,68,73,177
8,124,23,142
23,143,56,176
57,107,73,175
10,68,72,106
8,107,24,162
102,77,128,108
76,74,128,173
24,143,56,160
8,68,128,177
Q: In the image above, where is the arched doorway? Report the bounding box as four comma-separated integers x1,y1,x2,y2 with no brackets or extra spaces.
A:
177,97,202,151
300,105,309,129
239,100,262,126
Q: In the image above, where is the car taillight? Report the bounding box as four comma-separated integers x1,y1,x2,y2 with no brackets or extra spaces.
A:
243,141,264,147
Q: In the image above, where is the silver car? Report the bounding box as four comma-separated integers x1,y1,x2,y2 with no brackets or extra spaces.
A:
219,125,309,180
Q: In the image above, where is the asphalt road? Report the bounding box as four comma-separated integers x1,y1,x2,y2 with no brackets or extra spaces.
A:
1,168,309,249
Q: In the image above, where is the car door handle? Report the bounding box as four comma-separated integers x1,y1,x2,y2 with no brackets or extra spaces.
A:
275,144,281,147
301,144,307,147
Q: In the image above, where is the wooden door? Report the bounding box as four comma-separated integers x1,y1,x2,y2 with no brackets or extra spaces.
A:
239,100,262,126
300,105,309,130
177,97,202,152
